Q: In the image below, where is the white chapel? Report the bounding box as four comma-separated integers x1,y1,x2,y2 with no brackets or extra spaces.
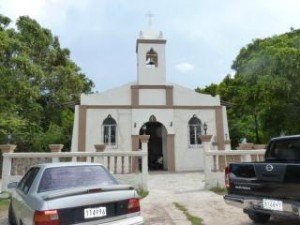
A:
71,25,230,172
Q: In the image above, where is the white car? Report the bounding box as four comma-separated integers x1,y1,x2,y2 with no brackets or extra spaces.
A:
8,162,144,225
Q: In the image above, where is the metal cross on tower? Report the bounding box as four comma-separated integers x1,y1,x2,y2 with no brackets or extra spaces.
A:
145,11,154,28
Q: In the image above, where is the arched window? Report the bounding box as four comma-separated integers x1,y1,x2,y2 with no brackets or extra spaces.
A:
146,48,158,68
189,115,202,146
102,115,117,146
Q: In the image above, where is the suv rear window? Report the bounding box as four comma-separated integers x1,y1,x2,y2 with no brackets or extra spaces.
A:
266,138,300,161
38,165,117,193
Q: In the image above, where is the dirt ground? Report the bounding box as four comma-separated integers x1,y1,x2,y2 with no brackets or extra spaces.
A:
1,172,299,225
141,172,300,225
0,209,8,225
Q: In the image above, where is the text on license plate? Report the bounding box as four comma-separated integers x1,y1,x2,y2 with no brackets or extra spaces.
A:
84,207,107,219
263,199,283,211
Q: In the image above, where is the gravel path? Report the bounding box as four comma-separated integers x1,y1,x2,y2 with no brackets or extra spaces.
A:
0,210,8,225
1,172,299,225
141,172,300,225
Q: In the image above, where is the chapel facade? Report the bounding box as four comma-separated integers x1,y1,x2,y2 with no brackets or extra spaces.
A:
71,27,230,171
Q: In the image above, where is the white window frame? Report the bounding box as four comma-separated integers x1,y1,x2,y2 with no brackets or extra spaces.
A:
102,116,117,148
188,116,202,148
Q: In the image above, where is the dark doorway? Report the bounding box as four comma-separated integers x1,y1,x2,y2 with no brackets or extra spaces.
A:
140,122,168,171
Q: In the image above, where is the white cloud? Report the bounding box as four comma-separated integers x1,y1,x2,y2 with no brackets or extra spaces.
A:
0,0,91,29
176,63,195,74
2,0,300,91
0,0,47,19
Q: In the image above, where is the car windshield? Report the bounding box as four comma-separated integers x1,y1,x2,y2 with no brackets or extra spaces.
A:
38,165,117,193
266,138,300,162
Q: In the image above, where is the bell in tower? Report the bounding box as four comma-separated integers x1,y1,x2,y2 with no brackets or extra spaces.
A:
146,48,158,68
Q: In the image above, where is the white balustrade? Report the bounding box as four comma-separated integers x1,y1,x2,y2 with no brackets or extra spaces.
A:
1,150,148,192
1,143,266,192
205,149,266,188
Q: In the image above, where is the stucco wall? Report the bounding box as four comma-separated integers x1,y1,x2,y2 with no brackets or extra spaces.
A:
173,84,220,106
139,89,166,105
131,109,175,135
173,109,217,171
85,109,132,152
81,83,133,105
71,78,229,171
137,42,166,85
71,107,222,171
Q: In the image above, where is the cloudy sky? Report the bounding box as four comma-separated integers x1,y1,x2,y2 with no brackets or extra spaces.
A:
1,0,300,92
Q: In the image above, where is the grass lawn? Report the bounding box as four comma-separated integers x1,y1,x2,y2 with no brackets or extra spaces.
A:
0,198,10,212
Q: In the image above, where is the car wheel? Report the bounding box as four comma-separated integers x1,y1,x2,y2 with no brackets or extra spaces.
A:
8,202,17,225
248,212,270,223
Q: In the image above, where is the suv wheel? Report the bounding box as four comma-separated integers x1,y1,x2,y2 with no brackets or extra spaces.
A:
248,212,270,223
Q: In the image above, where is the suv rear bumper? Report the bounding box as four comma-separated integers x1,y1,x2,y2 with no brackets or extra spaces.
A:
224,194,300,218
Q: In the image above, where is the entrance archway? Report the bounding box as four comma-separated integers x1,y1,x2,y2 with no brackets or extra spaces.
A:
139,122,168,171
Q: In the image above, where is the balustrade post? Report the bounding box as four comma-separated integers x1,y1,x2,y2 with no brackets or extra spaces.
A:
94,144,106,164
0,144,16,192
201,135,213,164
242,153,252,162
139,135,149,191
49,144,63,163
201,135,214,188
224,140,231,150
1,156,12,192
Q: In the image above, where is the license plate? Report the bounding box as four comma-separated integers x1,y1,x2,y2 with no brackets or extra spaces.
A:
84,207,107,219
263,199,283,211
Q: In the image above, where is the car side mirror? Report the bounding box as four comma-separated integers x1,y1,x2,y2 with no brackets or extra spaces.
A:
7,182,18,189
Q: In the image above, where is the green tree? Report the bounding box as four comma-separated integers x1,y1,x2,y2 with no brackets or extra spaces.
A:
195,83,218,96
232,31,300,141
197,29,300,147
0,14,94,151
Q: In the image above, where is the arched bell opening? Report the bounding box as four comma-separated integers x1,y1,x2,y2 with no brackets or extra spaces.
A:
145,48,158,68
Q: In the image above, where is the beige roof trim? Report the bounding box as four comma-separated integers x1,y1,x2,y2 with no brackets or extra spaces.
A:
136,39,167,52
79,105,221,110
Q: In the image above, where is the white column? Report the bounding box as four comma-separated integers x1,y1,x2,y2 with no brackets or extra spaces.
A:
224,140,232,150
201,135,214,189
139,135,150,191
0,144,16,192
202,135,213,171
1,155,12,192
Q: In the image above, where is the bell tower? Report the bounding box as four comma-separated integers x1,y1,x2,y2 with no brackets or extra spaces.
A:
136,14,166,85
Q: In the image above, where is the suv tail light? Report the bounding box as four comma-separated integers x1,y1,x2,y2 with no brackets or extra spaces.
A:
225,166,231,190
128,198,140,213
34,210,60,225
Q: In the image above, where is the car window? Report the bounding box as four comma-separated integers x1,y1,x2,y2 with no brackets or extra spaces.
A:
17,167,40,194
38,165,117,193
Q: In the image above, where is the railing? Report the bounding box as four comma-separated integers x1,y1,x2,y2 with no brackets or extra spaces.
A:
204,149,266,188
1,150,148,192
